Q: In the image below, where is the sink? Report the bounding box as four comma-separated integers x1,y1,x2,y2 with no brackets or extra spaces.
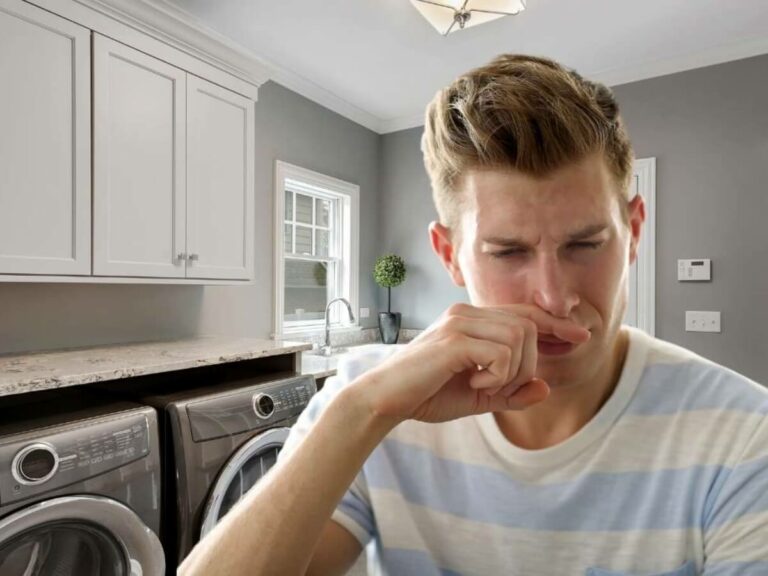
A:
305,346,348,357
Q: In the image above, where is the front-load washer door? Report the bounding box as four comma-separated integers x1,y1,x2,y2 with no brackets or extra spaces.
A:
0,495,164,576
200,427,289,538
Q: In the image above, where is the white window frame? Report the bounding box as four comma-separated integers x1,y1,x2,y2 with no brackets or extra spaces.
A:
273,161,359,338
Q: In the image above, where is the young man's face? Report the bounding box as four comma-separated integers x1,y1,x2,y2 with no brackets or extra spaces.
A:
430,153,645,389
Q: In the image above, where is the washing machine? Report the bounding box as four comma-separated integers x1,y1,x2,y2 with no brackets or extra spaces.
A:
136,371,316,569
0,390,164,576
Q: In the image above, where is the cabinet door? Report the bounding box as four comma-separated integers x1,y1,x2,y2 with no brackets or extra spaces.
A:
93,34,186,277
0,0,90,275
186,76,255,280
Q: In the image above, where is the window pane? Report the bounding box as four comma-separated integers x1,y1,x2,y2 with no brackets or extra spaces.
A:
284,259,332,322
316,229,329,257
317,199,330,227
296,193,313,224
284,190,293,221
295,225,312,254
284,223,293,253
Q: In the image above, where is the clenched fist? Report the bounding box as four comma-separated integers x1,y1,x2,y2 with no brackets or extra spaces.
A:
354,303,591,424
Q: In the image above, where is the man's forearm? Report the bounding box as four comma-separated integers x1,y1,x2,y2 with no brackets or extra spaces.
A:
178,375,396,576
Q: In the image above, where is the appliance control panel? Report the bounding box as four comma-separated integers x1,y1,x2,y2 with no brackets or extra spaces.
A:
186,375,317,442
0,412,151,503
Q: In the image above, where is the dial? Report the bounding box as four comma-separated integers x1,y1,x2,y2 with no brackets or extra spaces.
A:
253,393,275,419
12,443,59,485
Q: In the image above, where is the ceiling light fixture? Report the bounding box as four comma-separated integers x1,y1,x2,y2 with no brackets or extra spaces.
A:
411,0,526,36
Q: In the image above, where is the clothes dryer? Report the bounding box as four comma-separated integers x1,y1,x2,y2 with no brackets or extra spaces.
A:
138,372,316,568
0,392,164,576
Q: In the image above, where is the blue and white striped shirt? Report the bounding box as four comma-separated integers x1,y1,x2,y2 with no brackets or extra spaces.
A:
281,326,768,575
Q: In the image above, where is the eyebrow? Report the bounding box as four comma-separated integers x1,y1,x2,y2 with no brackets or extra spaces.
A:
482,223,610,249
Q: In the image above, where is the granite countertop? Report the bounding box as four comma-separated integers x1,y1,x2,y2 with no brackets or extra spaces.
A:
0,336,311,398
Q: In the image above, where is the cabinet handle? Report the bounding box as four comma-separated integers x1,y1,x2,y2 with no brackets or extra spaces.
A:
188,253,199,262
176,252,187,262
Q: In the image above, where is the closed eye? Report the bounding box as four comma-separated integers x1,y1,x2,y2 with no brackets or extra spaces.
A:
490,241,604,259
571,241,603,250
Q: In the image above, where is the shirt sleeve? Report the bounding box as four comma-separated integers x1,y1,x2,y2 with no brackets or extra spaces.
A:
278,345,404,547
702,404,768,574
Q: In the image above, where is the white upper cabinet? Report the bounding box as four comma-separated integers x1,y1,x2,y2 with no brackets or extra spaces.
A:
0,0,91,275
186,76,255,280
0,3,258,284
93,34,187,278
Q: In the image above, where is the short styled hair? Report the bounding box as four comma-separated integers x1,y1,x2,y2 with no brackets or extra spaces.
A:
421,54,634,231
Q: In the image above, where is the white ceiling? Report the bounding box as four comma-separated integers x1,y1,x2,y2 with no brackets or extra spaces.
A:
164,0,768,134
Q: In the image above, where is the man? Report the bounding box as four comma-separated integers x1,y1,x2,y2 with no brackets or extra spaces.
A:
180,55,768,575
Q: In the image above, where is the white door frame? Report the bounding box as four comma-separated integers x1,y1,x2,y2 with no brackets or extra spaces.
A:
631,157,656,336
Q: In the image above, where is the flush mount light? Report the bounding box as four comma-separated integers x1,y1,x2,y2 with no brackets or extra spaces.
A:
411,0,526,35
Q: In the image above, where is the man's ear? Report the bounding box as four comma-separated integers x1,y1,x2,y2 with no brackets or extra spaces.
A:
627,194,646,265
429,221,466,287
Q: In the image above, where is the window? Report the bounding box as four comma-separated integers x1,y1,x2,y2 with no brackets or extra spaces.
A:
274,161,359,336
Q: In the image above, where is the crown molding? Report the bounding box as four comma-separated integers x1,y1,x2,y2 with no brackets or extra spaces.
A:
265,65,383,134
594,33,768,89
379,113,427,135
71,0,271,88
379,37,768,136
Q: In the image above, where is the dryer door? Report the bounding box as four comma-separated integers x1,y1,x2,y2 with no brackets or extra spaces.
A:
200,427,289,538
0,495,164,576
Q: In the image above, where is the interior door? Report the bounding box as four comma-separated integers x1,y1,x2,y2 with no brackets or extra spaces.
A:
93,34,187,278
0,0,90,275
186,75,255,280
623,158,656,335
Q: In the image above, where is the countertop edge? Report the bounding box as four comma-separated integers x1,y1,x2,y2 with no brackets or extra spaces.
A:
0,340,312,398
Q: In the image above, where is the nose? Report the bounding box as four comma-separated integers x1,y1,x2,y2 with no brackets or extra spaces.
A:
529,252,580,318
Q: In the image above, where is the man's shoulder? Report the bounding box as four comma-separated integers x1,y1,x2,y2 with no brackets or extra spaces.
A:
628,327,768,416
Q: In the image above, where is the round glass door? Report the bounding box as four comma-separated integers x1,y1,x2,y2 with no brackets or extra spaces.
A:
200,427,290,538
0,522,124,575
0,496,164,576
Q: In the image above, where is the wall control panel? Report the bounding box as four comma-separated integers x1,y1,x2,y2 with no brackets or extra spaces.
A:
678,259,711,281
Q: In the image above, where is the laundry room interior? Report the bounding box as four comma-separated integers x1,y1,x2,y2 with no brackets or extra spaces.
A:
1,1,767,575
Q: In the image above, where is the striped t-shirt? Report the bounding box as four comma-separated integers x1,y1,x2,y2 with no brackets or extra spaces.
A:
281,326,768,575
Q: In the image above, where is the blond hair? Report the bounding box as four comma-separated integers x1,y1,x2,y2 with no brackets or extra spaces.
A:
421,54,634,231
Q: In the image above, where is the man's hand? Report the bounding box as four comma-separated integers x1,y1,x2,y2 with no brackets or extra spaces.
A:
356,303,591,424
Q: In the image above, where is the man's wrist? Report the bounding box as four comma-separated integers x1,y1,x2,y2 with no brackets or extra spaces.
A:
338,373,402,441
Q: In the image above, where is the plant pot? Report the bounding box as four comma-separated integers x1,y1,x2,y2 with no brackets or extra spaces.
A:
378,312,401,344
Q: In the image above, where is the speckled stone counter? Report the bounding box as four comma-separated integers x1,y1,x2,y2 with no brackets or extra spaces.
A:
0,337,311,398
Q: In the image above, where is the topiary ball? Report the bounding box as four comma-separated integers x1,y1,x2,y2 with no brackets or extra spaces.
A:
374,254,406,288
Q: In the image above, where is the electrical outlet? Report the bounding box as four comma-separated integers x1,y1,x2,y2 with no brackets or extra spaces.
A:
685,311,721,333
360,307,370,319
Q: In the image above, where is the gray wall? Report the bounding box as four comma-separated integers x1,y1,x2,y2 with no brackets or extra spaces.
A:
376,128,468,324
378,54,768,384
0,81,380,355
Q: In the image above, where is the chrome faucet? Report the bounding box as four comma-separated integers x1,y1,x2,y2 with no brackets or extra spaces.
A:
323,297,355,355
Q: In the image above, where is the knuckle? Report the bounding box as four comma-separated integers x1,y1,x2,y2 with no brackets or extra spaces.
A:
507,324,525,345
497,344,513,367
447,302,470,317
443,315,462,333
442,332,463,348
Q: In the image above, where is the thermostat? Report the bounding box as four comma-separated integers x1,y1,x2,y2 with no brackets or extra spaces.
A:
678,259,711,281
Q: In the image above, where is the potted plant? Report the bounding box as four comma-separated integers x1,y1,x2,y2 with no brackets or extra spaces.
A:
374,254,407,344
